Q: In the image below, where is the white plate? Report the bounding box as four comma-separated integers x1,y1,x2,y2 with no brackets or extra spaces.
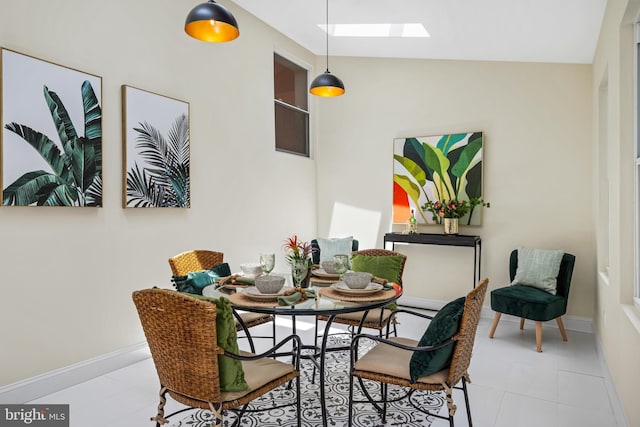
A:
331,282,384,295
243,287,285,301
311,268,341,279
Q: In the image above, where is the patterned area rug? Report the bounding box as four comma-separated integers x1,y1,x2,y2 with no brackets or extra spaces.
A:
170,337,444,426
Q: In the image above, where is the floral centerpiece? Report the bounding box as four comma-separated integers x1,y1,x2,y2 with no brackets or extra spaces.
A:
422,198,490,222
282,235,315,287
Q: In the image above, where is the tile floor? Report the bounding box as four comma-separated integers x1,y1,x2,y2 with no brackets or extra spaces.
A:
28,310,623,427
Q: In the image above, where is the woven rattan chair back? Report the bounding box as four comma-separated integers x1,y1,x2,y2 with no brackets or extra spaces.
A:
351,249,407,285
446,278,488,387
169,250,224,276
133,288,223,406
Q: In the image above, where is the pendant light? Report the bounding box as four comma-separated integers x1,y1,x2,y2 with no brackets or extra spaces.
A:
185,0,239,43
309,0,345,97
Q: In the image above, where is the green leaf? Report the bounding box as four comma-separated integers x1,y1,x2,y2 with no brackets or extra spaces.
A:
4,122,69,180
394,155,427,187
436,133,467,155
69,137,97,193
43,85,78,147
3,171,65,206
451,134,482,179
393,173,421,206
422,143,455,200
82,80,102,141
402,138,431,181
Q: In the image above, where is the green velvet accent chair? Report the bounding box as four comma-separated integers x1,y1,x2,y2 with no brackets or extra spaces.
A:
489,249,576,352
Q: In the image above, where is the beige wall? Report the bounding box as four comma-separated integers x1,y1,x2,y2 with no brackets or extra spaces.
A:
314,57,595,312
0,0,319,386
592,0,640,425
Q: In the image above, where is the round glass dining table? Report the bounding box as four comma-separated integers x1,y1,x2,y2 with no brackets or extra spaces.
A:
203,283,402,427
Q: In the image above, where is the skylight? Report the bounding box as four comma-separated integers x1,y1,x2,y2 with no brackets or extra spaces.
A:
319,23,430,38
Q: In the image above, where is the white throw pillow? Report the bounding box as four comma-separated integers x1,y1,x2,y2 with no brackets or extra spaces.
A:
511,247,564,295
317,236,354,266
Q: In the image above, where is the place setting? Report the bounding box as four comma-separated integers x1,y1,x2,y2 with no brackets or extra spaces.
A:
319,271,397,302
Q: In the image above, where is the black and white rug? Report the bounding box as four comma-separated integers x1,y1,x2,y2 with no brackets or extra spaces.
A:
170,337,444,426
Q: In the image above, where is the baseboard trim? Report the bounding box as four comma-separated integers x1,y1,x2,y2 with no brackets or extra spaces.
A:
398,295,593,333
0,342,150,404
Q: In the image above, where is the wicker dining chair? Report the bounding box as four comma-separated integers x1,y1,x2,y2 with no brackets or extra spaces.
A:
169,250,276,349
317,249,407,337
348,279,489,427
132,288,301,427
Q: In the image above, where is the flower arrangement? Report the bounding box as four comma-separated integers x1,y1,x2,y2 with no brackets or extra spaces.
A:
422,197,490,221
282,234,315,267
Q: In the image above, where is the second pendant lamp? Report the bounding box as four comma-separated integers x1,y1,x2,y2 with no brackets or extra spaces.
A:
310,0,345,97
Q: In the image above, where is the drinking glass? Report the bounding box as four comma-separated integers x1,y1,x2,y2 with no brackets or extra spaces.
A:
291,258,310,288
259,253,275,275
333,254,349,280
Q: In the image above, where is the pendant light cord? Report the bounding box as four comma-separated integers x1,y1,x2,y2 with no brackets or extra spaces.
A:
325,0,330,73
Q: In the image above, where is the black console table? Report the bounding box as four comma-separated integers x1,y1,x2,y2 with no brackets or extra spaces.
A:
383,232,482,288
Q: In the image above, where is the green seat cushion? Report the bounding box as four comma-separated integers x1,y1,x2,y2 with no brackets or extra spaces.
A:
187,293,250,392
351,254,404,284
409,296,465,383
491,285,567,321
511,247,564,295
172,262,232,295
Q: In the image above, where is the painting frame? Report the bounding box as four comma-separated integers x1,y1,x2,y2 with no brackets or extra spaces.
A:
1,48,103,207
393,132,485,226
122,85,190,208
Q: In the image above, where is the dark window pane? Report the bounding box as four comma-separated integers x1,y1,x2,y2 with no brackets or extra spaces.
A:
274,53,309,156
275,102,309,156
274,54,308,110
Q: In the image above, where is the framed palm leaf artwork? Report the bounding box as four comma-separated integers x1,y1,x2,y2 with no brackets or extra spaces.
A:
393,132,484,225
122,85,190,208
1,48,102,206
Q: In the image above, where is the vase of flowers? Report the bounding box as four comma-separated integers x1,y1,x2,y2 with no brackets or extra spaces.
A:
282,235,315,288
422,198,490,234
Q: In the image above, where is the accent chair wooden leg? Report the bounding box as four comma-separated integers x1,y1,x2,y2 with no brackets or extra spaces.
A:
556,317,568,342
535,321,543,352
489,312,501,338
519,318,525,330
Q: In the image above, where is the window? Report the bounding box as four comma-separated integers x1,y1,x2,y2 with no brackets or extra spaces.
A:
274,53,309,157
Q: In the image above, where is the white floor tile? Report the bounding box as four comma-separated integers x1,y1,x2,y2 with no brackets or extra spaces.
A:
494,392,559,427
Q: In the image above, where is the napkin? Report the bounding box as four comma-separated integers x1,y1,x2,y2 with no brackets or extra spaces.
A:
278,288,316,306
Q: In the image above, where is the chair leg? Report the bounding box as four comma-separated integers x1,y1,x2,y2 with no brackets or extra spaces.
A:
488,312,501,338
462,376,473,427
535,321,543,352
272,316,277,347
556,317,568,342
519,318,525,330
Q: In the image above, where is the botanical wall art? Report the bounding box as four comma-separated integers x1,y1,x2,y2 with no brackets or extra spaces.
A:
393,132,484,225
122,85,190,208
1,48,102,206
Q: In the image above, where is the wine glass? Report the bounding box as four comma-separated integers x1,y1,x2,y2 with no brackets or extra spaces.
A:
333,254,349,280
260,253,275,275
291,258,310,288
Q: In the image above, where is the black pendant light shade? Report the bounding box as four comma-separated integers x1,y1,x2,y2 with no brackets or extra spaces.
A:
185,0,239,43
310,0,345,97
310,70,345,97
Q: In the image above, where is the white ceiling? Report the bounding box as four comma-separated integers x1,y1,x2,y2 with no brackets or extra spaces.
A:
230,0,607,63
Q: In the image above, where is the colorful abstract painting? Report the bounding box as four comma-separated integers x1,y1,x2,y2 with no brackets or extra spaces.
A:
393,132,484,225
